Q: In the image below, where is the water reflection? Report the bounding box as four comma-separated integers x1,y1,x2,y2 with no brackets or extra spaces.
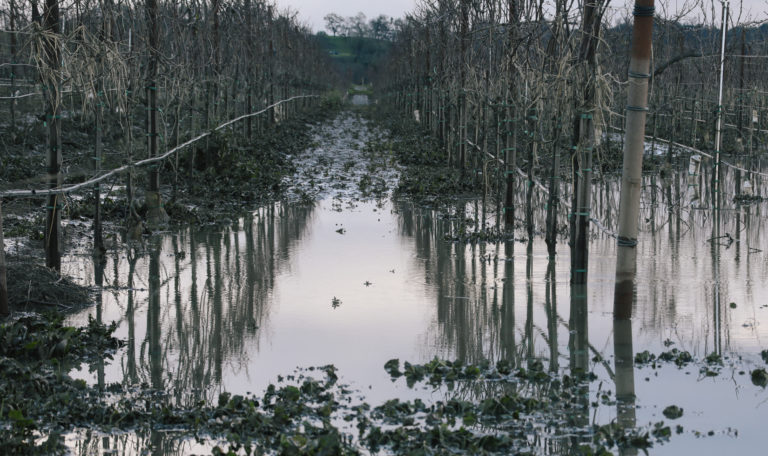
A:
70,429,195,456
71,203,316,399
59,165,768,454
614,315,637,456
501,242,516,363
545,258,558,373
614,245,638,456
568,281,590,448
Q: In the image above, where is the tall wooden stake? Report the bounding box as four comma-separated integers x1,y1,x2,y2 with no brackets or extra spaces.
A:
504,0,518,231
0,199,8,316
44,0,62,271
9,0,16,128
145,0,168,228
458,0,469,175
571,0,603,284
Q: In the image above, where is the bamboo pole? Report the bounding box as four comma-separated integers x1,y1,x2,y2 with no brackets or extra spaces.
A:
735,29,746,196
614,0,655,312
712,0,729,208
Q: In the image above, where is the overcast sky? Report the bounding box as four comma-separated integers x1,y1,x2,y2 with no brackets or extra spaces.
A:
274,0,767,32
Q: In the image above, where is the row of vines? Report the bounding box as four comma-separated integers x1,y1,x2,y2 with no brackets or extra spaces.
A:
376,0,768,285
0,0,340,315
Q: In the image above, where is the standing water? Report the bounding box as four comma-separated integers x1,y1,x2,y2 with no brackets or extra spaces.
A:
63,111,768,454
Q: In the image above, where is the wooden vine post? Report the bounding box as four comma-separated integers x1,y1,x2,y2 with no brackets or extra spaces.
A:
545,92,561,256
9,0,16,128
614,0,655,318
458,0,469,175
0,199,8,317
43,0,63,271
145,0,169,227
503,0,518,231
570,0,603,284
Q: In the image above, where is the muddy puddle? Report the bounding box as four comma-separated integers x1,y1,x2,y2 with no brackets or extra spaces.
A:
58,111,768,455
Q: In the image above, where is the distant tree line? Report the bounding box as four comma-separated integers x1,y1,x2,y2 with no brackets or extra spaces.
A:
323,12,404,41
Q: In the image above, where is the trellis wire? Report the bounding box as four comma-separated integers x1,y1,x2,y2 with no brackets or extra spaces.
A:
0,94,318,198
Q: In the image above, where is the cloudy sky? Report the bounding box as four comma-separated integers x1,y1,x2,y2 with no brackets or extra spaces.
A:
274,0,766,32
273,0,416,31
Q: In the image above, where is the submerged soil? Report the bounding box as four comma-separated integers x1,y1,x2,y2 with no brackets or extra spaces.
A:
3,106,768,455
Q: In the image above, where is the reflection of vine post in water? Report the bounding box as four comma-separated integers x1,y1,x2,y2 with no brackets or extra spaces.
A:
148,239,163,390
94,257,110,452
614,316,638,456
125,249,138,384
710,218,723,355
525,241,534,367
545,258,559,373
614,260,638,455
501,241,516,363
568,282,589,431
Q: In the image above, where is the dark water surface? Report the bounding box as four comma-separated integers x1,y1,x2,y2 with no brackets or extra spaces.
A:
62,113,768,454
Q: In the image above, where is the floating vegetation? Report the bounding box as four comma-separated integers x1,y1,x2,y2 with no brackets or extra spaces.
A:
373,358,673,455
663,405,684,420
0,314,687,456
751,369,768,388
444,227,516,244
733,194,766,205
0,314,122,362
634,349,694,368
0,314,123,454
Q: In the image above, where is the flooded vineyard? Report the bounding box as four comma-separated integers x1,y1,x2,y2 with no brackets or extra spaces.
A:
3,0,768,453
35,112,764,455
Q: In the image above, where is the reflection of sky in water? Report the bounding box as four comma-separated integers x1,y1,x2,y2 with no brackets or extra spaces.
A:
65,191,768,454
62,163,768,453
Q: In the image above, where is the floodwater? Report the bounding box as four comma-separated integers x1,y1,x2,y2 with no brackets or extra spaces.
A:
63,112,768,454
351,94,370,106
